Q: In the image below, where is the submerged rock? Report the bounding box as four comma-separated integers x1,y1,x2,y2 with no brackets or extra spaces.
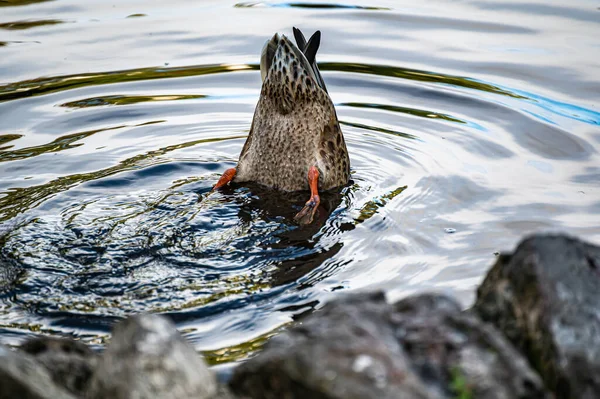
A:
230,291,547,398
0,344,76,399
19,336,97,396
87,314,219,399
474,234,600,399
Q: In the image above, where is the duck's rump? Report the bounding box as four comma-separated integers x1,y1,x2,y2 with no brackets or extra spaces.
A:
234,121,349,192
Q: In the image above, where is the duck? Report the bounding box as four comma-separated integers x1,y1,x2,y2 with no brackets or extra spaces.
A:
213,27,350,225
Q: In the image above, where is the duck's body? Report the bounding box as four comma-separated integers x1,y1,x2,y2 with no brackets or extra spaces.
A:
235,71,349,192
214,28,350,223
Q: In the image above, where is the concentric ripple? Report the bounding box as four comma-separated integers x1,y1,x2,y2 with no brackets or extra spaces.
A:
1,0,599,364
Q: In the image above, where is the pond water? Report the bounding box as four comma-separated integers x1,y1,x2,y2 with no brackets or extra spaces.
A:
0,0,599,365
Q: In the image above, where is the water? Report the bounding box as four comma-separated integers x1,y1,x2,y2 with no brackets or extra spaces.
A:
0,0,599,364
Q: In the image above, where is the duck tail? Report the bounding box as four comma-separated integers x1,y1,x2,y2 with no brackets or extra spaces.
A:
292,27,328,93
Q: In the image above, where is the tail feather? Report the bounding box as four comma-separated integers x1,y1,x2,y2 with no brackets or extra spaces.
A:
293,27,307,52
303,30,320,65
292,27,328,93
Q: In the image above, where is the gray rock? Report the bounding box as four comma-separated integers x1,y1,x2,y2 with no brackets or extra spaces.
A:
230,292,548,399
19,336,97,396
86,314,219,399
393,293,548,399
474,234,600,399
230,292,432,399
0,344,76,399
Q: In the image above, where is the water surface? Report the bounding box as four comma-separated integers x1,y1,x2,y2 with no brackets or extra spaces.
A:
0,0,599,364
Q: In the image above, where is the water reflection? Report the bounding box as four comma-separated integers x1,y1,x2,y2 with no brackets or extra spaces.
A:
0,0,53,7
0,134,23,150
0,64,255,103
60,94,207,108
342,102,466,124
234,2,390,10
321,63,526,98
0,62,528,103
0,173,347,320
0,0,599,366
0,19,63,30
0,133,241,222
0,126,124,162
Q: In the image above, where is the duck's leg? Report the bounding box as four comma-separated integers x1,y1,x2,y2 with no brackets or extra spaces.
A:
294,166,320,225
212,167,236,190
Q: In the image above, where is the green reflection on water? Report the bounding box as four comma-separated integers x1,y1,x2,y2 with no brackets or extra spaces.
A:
320,62,527,99
0,318,286,365
342,102,466,124
355,185,407,224
0,133,246,223
60,94,207,108
0,64,255,103
0,62,525,104
156,275,273,313
340,120,416,140
0,19,64,30
286,2,388,9
234,1,389,10
0,134,23,145
202,324,289,365
0,322,44,333
0,126,124,163
0,0,53,7
51,273,272,315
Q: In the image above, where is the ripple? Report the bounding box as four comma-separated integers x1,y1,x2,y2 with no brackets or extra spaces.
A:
0,64,255,103
234,1,389,10
0,177,349,320
0,134,23,150
573,167,600,185
0,19,64,30
341,102,467,125
508,86,600,126
475,2,600,24
0,62,529,105
0,125,125,163
60,94,208,108
340,120,416,140
320,62,526,98
338,9,538,34
0,134,244,222
1,0,599,360
354,185,407,224
0,0,53,7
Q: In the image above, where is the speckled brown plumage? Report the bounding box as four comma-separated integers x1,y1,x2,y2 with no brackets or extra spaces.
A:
234,33,350,192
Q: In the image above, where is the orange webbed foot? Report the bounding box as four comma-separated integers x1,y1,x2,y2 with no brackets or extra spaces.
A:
294,166,320,225
212,168,236,191
294,194,320,225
